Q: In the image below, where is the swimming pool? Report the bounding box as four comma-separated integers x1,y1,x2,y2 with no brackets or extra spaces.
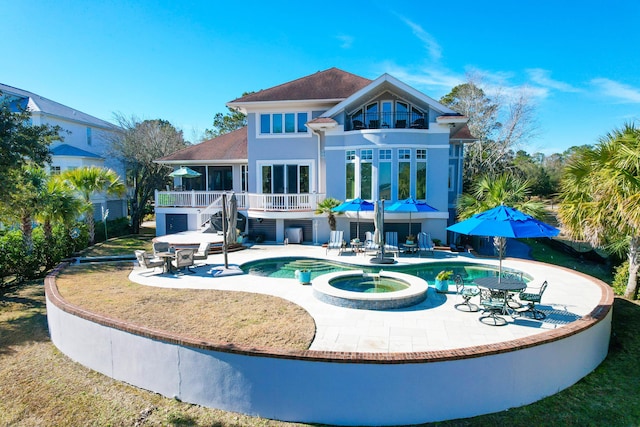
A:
240,257,529,284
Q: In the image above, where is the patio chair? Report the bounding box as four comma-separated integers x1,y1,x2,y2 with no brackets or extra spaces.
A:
453,274,480,312
394,119,406,129
478,288,507,326
153,241,170,256
410,118,426,129
171,248,196,274
134,250,164,274
368,119,380,129
193,242,211,264
326,230,343,255
364,231,379,254
384,232,400,258
352,119,365,130
417,232,435,257
517,281,548,320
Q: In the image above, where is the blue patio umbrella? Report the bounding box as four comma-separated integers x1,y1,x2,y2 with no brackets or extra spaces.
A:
385,197,439,237
332,198,375,239
447,205,559,280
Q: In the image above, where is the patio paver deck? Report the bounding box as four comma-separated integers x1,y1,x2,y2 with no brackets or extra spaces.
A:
129,244,604,353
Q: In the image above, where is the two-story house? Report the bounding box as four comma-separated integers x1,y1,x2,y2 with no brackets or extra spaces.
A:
1,83,128,219
154,68,473,244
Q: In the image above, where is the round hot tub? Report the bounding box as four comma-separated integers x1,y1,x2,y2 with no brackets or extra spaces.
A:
312,270,428,310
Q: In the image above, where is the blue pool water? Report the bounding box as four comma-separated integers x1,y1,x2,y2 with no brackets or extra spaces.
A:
329,275,410,293
240,257,521,284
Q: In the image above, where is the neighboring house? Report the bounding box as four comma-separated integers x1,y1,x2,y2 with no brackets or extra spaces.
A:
0,83,128,219
155,68,473,244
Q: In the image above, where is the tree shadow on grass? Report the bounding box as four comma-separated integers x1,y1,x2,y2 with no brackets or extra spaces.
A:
0,280,50,355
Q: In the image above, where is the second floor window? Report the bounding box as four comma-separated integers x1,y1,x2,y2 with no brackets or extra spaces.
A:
260,112,308,135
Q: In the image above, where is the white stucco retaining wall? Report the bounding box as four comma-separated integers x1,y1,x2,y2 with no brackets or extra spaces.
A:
46,266,612,426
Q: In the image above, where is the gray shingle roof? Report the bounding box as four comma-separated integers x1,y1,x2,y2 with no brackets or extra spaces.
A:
0,83,117,129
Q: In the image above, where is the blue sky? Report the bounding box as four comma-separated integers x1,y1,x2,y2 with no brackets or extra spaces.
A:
3,0,639,154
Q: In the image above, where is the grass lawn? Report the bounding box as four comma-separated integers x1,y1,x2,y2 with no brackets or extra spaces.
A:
1,236,638,426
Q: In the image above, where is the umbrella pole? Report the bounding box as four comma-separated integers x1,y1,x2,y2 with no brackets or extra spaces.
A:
222,194,228,269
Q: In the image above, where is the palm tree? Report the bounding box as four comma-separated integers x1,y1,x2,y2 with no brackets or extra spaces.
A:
558,123,640,299
456,173,547,220
455,173,547,259
314,198,343,231
36,175,83,268
3,165,50,253
61,166,125,244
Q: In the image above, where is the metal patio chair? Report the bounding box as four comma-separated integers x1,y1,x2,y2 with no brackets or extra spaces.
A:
454,274,480,312
517,281,548,320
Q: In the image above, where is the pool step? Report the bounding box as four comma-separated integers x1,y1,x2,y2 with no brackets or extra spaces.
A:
281,259,338,273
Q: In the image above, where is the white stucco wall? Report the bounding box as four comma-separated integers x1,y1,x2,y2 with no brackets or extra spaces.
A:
46,289,612,426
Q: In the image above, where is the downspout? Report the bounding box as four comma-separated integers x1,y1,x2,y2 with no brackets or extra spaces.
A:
311,128,323,196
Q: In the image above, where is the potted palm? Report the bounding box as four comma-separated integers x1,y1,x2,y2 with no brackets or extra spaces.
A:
435,270,453,293
405,234,415,245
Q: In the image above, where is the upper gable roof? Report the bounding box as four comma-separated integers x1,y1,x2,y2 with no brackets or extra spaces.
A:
0,83,118,130
228,68,372,104
157,127,248,163
322,73,459,118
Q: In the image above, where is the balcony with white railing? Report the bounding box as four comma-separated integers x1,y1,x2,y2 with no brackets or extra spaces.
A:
155,190,325,212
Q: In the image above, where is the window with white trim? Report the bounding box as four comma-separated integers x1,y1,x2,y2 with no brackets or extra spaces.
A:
360,149,373,199
346,150,356,199
241,164,249,192
260,112,308,134
416,150,427,199
398,149,411,199
379,149,392,200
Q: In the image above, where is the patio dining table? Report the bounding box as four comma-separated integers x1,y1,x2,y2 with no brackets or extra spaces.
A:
156,251,176,274
474,276,526,315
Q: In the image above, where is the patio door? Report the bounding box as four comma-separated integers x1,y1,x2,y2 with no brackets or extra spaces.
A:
261,164,310,194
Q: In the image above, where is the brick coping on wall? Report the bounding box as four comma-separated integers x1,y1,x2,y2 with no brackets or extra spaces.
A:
45,260,614,364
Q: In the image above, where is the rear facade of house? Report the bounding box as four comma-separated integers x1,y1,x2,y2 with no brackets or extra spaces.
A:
155,68,472,244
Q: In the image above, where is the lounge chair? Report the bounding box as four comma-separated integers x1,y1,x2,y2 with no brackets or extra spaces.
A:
326,230,343,255
364,231,379,254
517,281,548,320
134,250,164,274
193,242,211,264
453,274,480,312
368,119,380,129
171,249,196,274
417,232,435,257
384,232,399,258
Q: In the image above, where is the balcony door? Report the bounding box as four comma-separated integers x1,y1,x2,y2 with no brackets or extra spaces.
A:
261,164,310,194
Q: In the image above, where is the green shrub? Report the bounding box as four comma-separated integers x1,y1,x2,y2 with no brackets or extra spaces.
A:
94,217,131,243
0,222,89,286
612,260,637,296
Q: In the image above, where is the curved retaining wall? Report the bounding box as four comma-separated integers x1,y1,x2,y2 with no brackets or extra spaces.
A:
45,263,613,426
